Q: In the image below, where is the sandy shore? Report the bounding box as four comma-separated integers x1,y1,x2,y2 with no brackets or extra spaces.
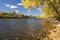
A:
49,21,60,40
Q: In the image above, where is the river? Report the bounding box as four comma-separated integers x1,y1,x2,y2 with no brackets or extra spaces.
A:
0,18,43,40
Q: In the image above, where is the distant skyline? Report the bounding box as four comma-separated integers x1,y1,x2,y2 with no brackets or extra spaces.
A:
0,0,41,16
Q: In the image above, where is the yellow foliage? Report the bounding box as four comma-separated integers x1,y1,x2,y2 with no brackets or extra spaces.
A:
31,1,36,7
21,0,31,9
40,13,49,18
21,0,41,8
21,0,60,18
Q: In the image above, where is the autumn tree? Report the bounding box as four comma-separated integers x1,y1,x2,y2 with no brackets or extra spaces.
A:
21,0,60,18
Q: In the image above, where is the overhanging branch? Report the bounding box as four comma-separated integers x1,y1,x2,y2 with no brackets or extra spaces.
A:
48,0,58,14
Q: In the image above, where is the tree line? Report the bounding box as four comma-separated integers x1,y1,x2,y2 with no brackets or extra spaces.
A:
0,12,36,18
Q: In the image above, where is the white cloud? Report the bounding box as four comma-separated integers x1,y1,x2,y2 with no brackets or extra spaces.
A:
4,4,18,9
27,13,30,16
7,5,10,7
4,4,10,7
17,3,23,6
15,10,19,13
10,5,18,8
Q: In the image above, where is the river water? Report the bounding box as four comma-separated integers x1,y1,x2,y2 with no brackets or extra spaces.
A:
0,18,43,40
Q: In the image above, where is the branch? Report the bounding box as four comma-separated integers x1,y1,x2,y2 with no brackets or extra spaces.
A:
48,0,58,14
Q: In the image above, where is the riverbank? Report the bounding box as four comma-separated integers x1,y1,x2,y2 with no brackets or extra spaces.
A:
41,19,60,40
49,20,60,40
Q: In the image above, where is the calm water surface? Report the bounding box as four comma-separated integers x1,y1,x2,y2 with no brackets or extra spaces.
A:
0,19,42,40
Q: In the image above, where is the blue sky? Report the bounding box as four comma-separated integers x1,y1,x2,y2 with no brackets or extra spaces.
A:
0,0,41,16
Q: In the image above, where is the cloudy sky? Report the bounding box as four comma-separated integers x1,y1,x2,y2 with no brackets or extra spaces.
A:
0,0,41,16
